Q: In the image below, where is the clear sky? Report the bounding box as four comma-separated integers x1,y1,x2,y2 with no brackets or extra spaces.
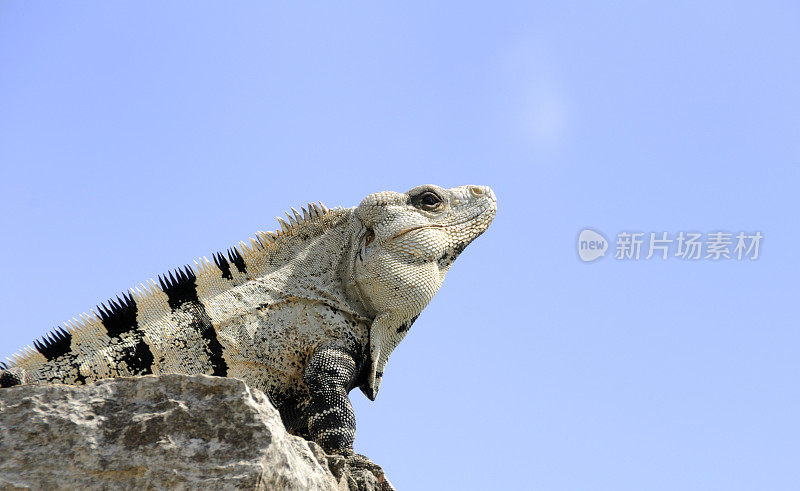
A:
1,2,798,489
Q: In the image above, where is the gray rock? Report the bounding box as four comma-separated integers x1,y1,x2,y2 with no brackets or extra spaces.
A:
0,374,393,490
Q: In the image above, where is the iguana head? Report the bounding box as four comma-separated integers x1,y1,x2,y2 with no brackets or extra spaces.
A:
352,184,497,400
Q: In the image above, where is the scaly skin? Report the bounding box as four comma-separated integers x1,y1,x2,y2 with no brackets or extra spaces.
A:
0,184,497,453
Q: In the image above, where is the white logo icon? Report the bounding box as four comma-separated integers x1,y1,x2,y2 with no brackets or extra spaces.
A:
578,229,608,262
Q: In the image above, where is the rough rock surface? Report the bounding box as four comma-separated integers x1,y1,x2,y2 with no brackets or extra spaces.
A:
0,374,393,490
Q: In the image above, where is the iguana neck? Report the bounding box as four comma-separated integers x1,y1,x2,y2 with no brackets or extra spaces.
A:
195,207,373,325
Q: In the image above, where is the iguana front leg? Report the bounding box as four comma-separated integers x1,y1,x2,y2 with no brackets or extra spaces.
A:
304,345,358,454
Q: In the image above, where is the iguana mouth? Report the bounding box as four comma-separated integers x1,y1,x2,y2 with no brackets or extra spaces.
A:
390,208,492,240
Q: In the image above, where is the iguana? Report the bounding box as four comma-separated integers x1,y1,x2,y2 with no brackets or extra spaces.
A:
0,184,496,455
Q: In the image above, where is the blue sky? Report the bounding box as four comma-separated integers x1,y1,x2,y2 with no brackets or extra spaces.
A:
1,2,798,489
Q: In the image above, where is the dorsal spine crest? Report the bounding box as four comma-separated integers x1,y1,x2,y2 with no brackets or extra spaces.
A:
4,202,340,368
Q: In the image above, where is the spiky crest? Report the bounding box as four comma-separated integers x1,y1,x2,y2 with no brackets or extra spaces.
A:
6,201,344,367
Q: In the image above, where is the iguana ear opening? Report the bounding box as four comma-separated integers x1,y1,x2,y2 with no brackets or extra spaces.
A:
364,227,375,247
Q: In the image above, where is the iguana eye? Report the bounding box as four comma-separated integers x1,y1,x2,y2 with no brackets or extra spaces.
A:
412,191,443,211
421,193,439,206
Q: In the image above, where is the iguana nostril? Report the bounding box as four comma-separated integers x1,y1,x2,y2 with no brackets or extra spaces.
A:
469,186,484,196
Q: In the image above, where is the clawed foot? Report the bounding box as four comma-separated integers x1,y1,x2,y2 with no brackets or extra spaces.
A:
340,449,384,473
325,447,393,490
